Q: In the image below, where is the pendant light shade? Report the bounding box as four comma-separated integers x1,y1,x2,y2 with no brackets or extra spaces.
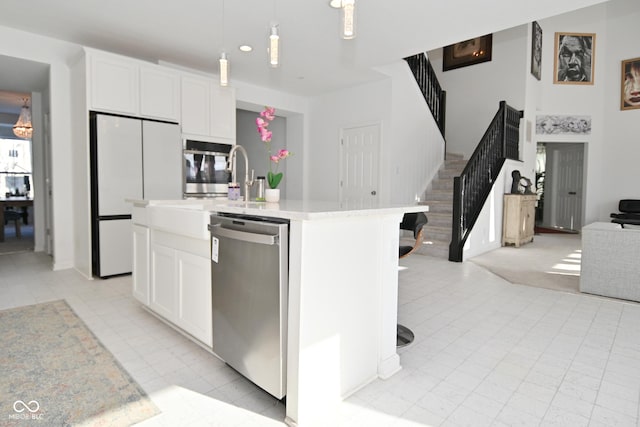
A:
269,25,280,68
341,0,355,39
13,99,33,139
219,52,229,86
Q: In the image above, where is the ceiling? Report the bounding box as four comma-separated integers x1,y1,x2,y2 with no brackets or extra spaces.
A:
0,0,607,110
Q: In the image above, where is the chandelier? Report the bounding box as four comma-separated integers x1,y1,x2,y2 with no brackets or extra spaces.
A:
13,98,33,139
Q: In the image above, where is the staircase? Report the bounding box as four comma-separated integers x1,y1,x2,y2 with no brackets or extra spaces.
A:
413,153,467,258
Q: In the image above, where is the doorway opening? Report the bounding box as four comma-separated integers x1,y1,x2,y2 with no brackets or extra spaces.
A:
536,142,585,232
1,136,34,253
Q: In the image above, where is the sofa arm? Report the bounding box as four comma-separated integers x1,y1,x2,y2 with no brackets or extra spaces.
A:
580,222,640,302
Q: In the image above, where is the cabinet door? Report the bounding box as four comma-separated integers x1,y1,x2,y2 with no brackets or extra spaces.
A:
140,66,180,121
180,75,211,137
210,85,236,142
176,250,212,347
150,243,177,321
142,121,182,200
132,225,150,304
90,53,139,114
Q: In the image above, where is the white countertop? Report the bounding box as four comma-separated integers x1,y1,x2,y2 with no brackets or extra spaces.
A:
129,198,428,221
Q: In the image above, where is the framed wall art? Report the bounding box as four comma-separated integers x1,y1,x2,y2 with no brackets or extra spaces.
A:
553,32,596,85
531,21,542,80
621,57,640,110
536,115,591,135
443,34,493,71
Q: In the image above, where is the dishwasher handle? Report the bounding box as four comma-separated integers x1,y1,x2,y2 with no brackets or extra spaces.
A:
209,223,278,245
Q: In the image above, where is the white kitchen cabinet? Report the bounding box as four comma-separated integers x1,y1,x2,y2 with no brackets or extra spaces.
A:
181,73,236,143
132,224,150,305
176,250,213,347
140,65,180,121
87,49,180,121
89,51,139,115
180,75,211,137
150,242,178,320
210,84,236,142
142,121,182,200
147,229,212,347
502,194,537,247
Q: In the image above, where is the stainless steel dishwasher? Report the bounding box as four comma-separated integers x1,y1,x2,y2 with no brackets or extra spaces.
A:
208,213,289,399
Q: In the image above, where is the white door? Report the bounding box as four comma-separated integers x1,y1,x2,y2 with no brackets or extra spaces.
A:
96,114,143,216
98,219,133,276
142,121,182,199
339,124,380,206
546,143,584,230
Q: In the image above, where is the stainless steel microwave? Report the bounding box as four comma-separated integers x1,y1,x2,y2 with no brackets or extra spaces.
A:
183,140,232,198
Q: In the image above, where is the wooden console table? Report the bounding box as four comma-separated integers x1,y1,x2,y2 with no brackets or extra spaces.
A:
0,197,33,242
502,194,536,247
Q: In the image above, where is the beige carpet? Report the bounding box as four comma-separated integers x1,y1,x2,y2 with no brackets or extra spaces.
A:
469,233,581,294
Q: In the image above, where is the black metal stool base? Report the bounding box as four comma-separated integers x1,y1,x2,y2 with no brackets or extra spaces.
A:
396,324,414,347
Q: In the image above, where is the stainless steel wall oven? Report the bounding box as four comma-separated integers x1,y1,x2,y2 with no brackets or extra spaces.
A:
183,140,232,198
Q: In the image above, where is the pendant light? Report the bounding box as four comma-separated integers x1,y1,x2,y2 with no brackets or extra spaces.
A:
13,98,33,139
329,0,356,40
269,25,280,68
341,0,355,40
219,52,229,86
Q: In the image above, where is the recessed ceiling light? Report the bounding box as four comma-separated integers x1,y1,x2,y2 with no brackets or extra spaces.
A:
239,45,253,52
329,0,342,8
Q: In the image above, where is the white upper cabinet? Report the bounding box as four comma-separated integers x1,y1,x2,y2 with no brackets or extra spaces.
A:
139,66,180,121
85,48,235,142
87,49,179,122
180,73,236,143
180,75,211,137
89,52,139,115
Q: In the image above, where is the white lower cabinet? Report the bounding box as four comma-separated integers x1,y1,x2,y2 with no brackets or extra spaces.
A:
148,240,212,347
150,243,177,320
176,251,212,347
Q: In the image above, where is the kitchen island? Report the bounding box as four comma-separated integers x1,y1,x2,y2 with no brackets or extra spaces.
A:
129,198,428,426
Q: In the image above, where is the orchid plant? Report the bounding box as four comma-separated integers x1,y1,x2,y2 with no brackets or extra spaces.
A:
255,106,291,189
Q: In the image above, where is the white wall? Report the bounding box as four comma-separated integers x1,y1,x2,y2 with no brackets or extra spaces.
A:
307,79,392,202
0,25,80,270
601,0,640,218
375,60,446,204
428,26,529,161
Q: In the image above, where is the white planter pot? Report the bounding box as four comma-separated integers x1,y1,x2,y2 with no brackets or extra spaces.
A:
265,188,280,203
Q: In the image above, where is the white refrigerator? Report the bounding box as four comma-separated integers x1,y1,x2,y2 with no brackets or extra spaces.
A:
90,112,181,278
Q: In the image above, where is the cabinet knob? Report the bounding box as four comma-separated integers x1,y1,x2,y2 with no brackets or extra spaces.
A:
371,190,377,196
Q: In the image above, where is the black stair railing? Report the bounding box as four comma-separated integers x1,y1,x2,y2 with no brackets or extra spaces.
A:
405,53,446,136
449,101,523,262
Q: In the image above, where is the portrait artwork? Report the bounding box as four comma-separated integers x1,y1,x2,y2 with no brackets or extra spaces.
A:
621,57,640,110
443,34,493,71
531,22,542,80
554,32,596,85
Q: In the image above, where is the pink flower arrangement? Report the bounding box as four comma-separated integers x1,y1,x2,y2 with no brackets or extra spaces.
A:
255,106,292,189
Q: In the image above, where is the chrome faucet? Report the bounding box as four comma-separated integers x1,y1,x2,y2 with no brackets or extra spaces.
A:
227,144,254,201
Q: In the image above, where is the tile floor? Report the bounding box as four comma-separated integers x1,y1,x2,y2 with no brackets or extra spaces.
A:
1,251,639,426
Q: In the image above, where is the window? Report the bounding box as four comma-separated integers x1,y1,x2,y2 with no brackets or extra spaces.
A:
0,138,33,197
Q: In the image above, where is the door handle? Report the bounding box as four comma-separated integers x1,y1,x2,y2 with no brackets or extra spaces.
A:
371,190,377,196
568,191,577,195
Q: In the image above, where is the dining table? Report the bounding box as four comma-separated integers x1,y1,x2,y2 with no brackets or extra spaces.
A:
0,196,33,242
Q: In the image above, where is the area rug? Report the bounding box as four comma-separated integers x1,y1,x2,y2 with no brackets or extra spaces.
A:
469,234,581,294
0,300,159,426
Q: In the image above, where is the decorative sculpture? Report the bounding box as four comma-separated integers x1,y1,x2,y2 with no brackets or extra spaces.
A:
511,170,534,194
